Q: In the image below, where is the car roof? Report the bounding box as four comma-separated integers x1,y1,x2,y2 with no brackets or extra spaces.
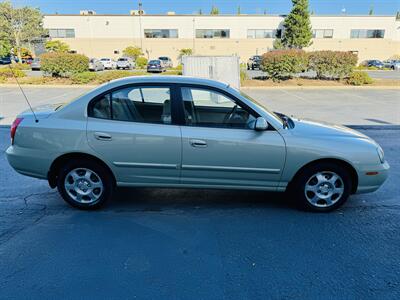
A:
94,75,230,91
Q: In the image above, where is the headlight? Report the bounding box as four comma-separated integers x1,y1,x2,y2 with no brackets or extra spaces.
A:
377,146,385,163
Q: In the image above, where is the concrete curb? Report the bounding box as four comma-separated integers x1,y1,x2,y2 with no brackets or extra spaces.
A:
241,85,400,90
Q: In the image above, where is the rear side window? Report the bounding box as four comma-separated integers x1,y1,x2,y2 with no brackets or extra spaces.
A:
89,86,172,124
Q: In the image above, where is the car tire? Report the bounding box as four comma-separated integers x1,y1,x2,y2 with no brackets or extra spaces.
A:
290,162,352,212
57,159,114,210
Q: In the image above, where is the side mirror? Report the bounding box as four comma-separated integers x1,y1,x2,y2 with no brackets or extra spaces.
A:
254,117,269,131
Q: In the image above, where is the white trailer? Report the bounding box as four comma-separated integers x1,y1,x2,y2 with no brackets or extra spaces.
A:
182,56,241,89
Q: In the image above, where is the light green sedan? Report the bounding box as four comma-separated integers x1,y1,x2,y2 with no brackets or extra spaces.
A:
6,76,389,212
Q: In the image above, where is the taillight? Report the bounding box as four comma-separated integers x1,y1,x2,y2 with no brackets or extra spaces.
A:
10,117,23,145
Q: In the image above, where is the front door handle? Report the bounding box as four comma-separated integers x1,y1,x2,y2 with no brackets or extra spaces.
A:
94,132,112,141
190,139,207,148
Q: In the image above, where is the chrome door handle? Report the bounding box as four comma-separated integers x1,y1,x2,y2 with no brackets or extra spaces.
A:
190,139,207,148
94,132,112,141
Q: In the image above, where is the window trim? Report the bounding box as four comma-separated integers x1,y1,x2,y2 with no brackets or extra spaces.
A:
87,82,182,125
175,83,265,130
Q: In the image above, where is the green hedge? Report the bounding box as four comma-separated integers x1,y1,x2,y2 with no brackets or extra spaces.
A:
261,49,308,81
135,56,148,69
41,52,89,77
0,67,26,78
346,71,373,85
308,51,358,79
71,71,98,84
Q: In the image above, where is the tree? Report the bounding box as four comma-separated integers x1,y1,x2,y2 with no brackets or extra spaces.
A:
0,1,47,61
237,6,241,15
198,9,203,15
368,5,374,15
273,39,285,50
45,40,70,53
282,0,313,49
0,39,12,57
122,46,143,60
210,6,219,15
396,11,400,21
178,48,193,59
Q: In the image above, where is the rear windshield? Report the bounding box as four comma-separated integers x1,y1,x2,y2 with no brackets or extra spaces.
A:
100,58,110,61
159,57,168,60
118,58,128,61
149,60,160,64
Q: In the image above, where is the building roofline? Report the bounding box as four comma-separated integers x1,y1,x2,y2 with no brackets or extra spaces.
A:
43,14,397,18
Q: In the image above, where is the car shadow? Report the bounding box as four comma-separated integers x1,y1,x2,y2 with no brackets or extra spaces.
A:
106,187,296,212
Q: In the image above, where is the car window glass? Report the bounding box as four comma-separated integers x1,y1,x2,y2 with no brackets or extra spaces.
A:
92,94,111,119
111,86,171,124
181,87,256,129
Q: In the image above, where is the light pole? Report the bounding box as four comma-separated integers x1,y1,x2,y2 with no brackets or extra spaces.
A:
138,1,143,49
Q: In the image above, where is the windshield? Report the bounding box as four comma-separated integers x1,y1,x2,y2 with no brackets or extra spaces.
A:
240,91,283,125
149,60,160,64
100,58,110,61
118,58,127,61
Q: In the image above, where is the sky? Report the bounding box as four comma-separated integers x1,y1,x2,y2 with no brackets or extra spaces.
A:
9,0,400,15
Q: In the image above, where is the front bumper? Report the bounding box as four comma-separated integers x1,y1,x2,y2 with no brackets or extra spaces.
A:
356,160,390,193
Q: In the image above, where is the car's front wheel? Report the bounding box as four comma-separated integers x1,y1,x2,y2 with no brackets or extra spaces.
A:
57,159,114,210
291,162,352,212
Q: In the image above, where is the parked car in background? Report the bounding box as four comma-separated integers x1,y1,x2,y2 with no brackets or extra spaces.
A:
147,59,165,73
0,56,12,64
6,76,389,212
22,57,33,65
247,55,262,70
158,56,173,68
30,58,41,71
100,58,116,70
383,60,400,70
365,60,384,69
89,58,105,72
116,57,134,70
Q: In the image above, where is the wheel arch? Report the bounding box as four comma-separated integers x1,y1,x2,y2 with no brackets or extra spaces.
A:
48,152,116,188
288,158,358,194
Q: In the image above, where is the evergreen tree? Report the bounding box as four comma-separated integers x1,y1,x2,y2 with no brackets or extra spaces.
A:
282,0,313,49
237,6,241,15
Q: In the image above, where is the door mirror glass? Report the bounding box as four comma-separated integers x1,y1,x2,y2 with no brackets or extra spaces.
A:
254,117,268,131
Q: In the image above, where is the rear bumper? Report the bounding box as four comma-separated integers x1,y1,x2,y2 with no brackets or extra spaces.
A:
6,145,51,180
356,161,390,194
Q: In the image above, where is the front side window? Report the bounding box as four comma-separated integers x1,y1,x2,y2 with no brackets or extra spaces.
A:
181,87,256,129
144,29,178,38
89,86,172,124
196,29,230,38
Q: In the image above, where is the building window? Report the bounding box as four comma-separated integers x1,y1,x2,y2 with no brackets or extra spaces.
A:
247,29,281,39
49,29,75,38
144,29,178,38
312,29,334,38
350,29,385,39
196,29,230,38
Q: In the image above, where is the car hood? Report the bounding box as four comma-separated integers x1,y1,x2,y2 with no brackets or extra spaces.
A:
291,117,372,140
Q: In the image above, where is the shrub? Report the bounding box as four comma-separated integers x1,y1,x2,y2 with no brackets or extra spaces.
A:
122,46,143,60
95,70,133,83
45,40,70,53
346,71,373,85
0,76,6,83
308,51,357,79
261,49,308,81
11,63,31,70
0,67,26,78
135,56,148,69
41,52,89,77
71,71,97,84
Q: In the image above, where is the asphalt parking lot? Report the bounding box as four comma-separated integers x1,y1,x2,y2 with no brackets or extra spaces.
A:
0,126,399,299
1,86,399,125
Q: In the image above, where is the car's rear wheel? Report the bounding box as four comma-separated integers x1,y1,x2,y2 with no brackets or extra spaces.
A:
291,162,352,212
57,159,114,210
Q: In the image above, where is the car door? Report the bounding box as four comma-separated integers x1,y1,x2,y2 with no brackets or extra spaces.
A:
87,84,182,185
178,86,286,190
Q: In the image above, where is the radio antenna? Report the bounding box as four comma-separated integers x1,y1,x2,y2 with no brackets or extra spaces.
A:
8,64,38,123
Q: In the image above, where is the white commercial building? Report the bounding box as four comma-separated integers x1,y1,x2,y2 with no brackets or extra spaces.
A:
43,14,400,64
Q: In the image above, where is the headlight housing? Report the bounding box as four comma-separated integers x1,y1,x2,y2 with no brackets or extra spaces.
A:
377,146,385,163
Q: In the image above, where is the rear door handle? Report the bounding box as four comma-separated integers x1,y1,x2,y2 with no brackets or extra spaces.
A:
190,139,207,148
94,132,112,141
